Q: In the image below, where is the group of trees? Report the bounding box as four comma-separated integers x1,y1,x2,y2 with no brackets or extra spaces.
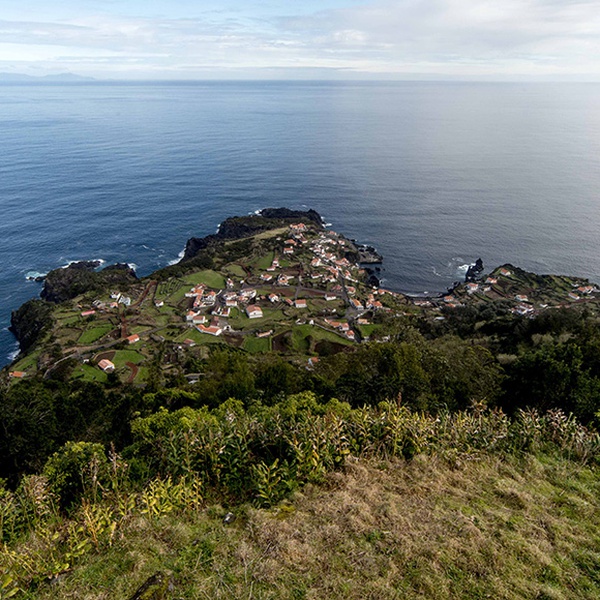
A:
3,306,600,489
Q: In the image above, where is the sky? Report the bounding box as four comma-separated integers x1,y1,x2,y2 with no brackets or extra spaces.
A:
1,0,599,80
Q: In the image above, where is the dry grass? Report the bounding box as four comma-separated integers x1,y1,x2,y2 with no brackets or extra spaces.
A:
35,453,600,599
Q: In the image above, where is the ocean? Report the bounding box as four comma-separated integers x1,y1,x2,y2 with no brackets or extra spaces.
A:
2,80,600,367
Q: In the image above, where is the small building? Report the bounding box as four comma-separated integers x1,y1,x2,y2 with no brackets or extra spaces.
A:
81,310,96,317
295,299,307,309
515,295,529,303
350,298,364,310
183,338,196,347
260,273,273,282
98,359,115,372
197,324,223,336
192,314,207,325
324,294,337,301
126,334,140,344
256,329,273,338
268,293,280,303
9,371,26,379
283,247,294,255
246,305,263,319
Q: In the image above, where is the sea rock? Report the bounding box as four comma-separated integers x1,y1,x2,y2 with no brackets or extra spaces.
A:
357,244,383,264
465,258,484,282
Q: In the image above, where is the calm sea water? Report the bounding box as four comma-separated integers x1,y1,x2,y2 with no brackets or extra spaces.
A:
2,81,600,366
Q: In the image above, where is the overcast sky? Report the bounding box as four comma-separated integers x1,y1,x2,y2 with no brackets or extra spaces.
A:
1,0,599,79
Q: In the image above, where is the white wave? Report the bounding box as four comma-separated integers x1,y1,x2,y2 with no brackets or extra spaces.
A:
25,270,47,280
456,263,473,275
324,222,332,227
58,258,105,270
7,343,20,362
127,263,138,271
167,247,186,266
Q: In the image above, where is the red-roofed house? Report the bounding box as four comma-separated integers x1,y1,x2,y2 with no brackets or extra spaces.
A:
126,334,140,344
98,359,115,372
197,324,222,336
246,305,263,319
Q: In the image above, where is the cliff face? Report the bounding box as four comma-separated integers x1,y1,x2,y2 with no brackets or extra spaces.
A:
181,208,322,262
9,299,54,353
41,262,137,304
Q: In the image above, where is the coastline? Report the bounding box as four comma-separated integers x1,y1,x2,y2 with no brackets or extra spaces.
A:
4,208,600,372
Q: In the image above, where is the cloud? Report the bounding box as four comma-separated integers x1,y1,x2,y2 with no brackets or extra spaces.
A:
277,0,600,73
1,1,599,78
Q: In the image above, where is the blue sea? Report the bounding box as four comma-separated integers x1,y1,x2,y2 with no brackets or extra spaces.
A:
2,81,600,367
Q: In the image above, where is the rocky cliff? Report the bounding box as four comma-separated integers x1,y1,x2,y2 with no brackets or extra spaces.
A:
181,208,322,262
41,262,137,304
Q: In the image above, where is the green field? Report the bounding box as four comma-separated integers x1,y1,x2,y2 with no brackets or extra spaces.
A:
229,308,285,331
72,363,108,383
112,350,145,368
183,270,226,289
291,324,353,351
77,324,113,345
224,264,246,278
243,336,272,353
254,251,275,270
174,328,225,346
357,324,381,338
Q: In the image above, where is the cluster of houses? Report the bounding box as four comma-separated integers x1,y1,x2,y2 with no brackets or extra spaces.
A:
437,265,600,317
183,281,264,337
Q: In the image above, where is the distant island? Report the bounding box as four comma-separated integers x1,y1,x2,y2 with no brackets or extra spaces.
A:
0,72,95,83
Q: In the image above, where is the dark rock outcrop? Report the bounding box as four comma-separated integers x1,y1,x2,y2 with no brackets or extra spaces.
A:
181,208,322,262
357,244,383,264
465,258,484,282
41,262,137,304
9,299,54,353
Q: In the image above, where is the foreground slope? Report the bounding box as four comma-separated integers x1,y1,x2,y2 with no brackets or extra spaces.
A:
28,453,600,600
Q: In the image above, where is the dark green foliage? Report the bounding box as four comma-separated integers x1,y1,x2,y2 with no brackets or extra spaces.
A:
43,441,108,509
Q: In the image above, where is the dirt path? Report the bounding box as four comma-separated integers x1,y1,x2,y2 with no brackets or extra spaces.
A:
125,361,139,383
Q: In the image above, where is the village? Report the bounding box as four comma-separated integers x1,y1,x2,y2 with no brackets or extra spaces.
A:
7,219,600,385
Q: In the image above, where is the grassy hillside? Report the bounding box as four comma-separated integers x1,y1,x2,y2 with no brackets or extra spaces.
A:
18,452,600,600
